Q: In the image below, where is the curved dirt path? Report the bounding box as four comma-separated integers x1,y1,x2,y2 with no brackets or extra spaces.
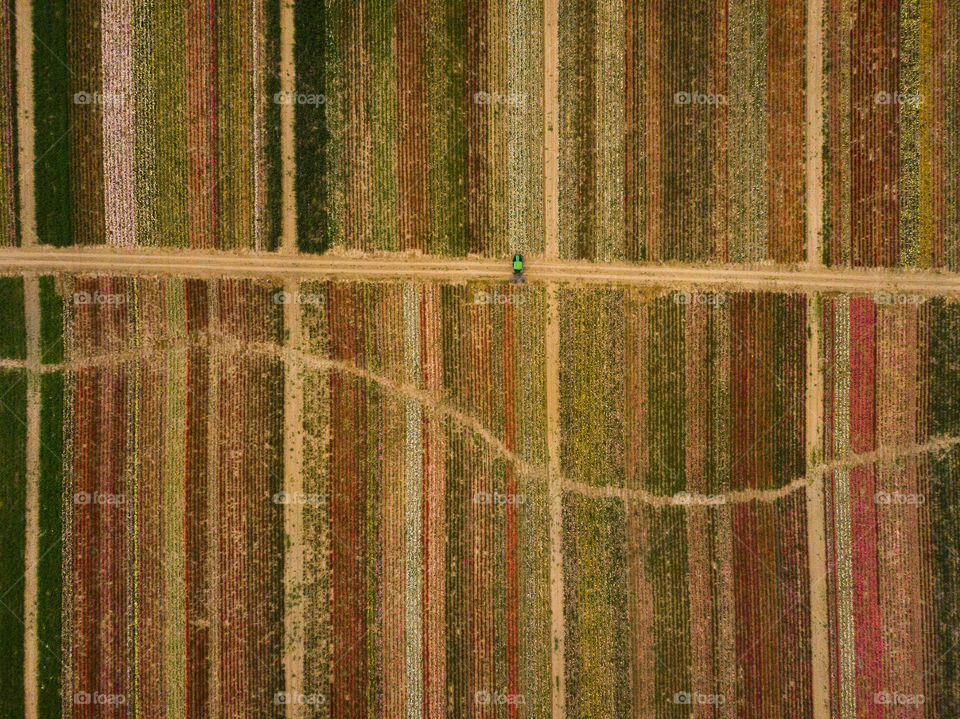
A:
566,434,960,506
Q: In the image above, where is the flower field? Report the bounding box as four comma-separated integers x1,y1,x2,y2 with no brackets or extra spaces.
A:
294,1,544,256
558,0,805,262
2,0,960,715
820,295,960,717
822,0,960,268
24,0,542,255
4,275,556,717
32,0,284,249
7,0,960,268
0,276,955,716
558,289,813,717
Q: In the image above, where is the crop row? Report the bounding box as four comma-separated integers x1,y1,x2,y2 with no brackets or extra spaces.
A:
33,1,283,249
821,296,960,716
5,279,960,717
296,0,544,256
558,0,805,262
823,0,960,268
559,288,806,493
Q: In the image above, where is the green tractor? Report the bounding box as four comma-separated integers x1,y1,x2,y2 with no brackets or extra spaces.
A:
512,253,524,282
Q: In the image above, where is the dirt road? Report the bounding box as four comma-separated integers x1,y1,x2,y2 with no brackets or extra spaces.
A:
2,246,960,294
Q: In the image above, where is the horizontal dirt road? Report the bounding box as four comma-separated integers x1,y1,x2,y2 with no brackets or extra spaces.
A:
2,246,960,294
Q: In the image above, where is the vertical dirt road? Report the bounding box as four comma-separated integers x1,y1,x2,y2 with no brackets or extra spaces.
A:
15,0,36,247
544,0,565,715
544,0,559,261
805,294,830,719
282,280,306,718
18,0,39,712
804,0,831,716
280,0,297,254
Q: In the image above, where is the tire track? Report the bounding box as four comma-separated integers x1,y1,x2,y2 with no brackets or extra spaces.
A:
3,248,960,294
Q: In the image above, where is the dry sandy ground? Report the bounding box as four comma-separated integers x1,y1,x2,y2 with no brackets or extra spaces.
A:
2,247,960,295
546,285,565,719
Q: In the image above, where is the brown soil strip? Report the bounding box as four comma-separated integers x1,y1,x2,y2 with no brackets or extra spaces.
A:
343,4,371,252
545,283,564,719
281,280,305,718
14,0,36,246
186,0,215,248
711,0,729,262
280,0,297,253
23,275,40,719
544,0,559,259
643,1,662,262
684,306,716,707
806,0,825,265
253,0,266,250
769,0,805,262
805,294,829,719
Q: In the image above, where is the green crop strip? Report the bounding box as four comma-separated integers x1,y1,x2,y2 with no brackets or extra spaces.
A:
0,275,24,359
0,370,26,716
32,0,72,247
37,372,62,718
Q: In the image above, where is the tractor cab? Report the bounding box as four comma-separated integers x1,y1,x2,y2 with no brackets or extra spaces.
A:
512,253,524,282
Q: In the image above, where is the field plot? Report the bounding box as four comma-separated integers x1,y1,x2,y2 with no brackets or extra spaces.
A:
58,277,286,717
14,275,549,717
32,1,283,249
822,1,960,268
5,275,960,718
558,0,805,263
820,295,960,717
295,1,543,256
293,280,549,717
558,288,812,717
